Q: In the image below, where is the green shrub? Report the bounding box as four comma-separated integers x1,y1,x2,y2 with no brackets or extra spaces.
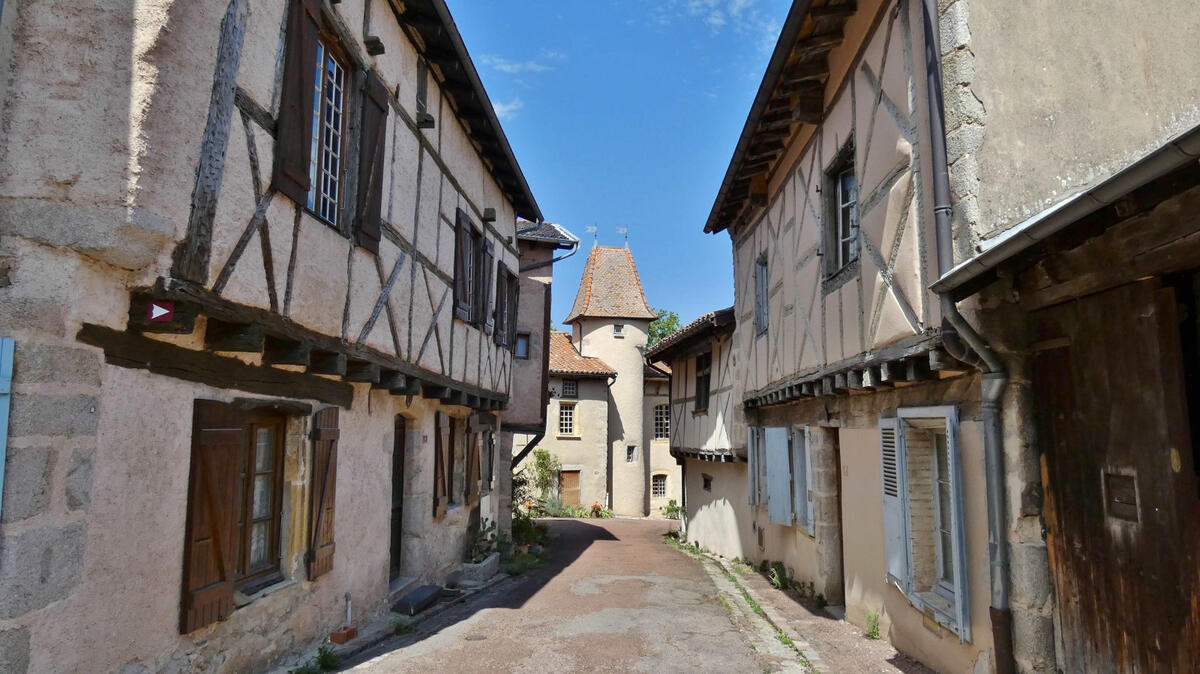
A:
315,646,340,670
292,664,320,674
393,618,414,636
865,609,881,640
815,593,828,610
661,499,682,519
467,517,497,563
590,502,613,518
532,447,561,494
768,561,792,590
505,550,546,576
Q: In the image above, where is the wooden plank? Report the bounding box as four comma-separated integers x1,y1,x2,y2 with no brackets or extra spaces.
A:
372,369,407,390
344,360,381,383
879,360,909,383
308,350,347,376
76,324,353,408
421,385,450,400
263,335,311,366
205,318,264,353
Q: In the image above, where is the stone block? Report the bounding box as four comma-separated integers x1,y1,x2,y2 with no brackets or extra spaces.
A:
1011,606,1056,671
8,395,98,437
946,123,986,166
940,0,971,55
1009,542,1053,607
0,522,87,619
0,627,30,674
457,551,499,586
0,298,67,336
13,342,101,385
941,47,975,88
1,447,53,522
944,86,986,130
65,448,94,511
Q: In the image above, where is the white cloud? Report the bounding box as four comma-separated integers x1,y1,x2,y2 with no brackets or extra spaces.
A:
493,97,524,120
658,0,783,51
481,51,565,75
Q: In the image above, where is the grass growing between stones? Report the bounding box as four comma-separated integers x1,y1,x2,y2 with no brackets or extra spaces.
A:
776,630,795,648
504,549,547,576
865,609,881,640
393,618,414,636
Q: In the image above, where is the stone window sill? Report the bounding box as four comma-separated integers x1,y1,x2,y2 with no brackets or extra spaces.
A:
556,434,580,440
233,577,297,608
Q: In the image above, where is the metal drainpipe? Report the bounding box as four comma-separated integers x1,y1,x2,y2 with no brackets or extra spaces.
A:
519,238,580,273
921,1,1015,672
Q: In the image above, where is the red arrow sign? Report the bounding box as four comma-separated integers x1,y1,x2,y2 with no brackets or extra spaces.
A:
147,301,174,322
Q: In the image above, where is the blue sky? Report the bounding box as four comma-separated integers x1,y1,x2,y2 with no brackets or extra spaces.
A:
445,0,791,329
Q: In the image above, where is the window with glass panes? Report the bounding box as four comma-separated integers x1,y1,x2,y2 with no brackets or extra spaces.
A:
654,404,669,439
558,403,575,435
242,420,285,586
562,379,578,398
307,42,347,225
652,474,667,498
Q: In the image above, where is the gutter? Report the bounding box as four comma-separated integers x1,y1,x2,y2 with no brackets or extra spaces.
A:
519,235,580,273
932,123,1200,298
920,2,1014,672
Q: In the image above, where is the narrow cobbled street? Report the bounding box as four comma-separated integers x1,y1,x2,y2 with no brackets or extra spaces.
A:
343,519,927,673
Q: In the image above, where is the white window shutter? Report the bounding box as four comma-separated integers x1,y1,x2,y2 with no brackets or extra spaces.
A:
945,409,972,643
765,427,792,525
746,427,757,505
791,427,809,533
879,417,910,591
0,338,13,524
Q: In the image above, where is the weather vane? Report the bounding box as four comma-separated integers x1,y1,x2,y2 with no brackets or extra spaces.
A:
617,226,628,248
586,225,598,248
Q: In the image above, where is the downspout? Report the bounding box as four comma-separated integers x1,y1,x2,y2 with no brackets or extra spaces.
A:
519,235,580,273
921,2,1014,673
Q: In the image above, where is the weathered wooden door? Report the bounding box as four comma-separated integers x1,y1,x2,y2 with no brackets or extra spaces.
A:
559,470,581,507
389,416,406,582
1031,279,1200,673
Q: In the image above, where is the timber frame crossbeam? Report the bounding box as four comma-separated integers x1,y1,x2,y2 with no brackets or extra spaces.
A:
742,333,968,409
671,447,747,464
81,278,506,411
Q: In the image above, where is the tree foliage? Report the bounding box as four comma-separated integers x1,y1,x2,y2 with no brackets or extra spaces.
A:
648,307,681,346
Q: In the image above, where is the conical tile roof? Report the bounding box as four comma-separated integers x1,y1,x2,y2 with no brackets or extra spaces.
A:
564,246,657,323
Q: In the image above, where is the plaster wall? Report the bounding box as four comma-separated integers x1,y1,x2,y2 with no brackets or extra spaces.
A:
684,459,754,560
644,383,680,514
576,318,650,516
537,377,609,508
729,0,941,398
943,0,1200,253
507,244,554,428
669,334,743,456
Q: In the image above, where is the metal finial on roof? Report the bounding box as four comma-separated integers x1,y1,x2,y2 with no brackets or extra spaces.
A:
617,226,628,248
587,225,597,248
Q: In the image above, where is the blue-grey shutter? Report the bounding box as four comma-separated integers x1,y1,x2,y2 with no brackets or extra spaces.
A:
944,409,972,643
746,427,757,505
791,427,810,533
0,338,13,523
765,427,792,525
879,417,910,591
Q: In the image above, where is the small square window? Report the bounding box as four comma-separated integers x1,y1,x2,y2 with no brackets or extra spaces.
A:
562,379,578,398
515,333,530,359
613,324,625,337
702,474,713,492
626,445,637,463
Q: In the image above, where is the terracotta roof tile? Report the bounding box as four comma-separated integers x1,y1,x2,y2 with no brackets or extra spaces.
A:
564,246,657,323
645,306,736,361
548,332,616,377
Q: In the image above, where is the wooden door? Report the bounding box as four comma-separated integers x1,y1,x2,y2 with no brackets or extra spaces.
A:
1031,279,1200,673
559,470,581,507
389,417,406,581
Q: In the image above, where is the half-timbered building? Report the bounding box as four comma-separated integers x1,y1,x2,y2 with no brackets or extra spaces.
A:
694,1,1008,671
0,0,555,671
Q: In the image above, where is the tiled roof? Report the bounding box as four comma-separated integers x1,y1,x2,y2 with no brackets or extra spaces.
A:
516,219,578,248
645,306,736,361
644,361,671,379
548,332,616,377
564,246,657,323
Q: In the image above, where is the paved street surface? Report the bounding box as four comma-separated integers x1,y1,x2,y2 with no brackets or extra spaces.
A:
346,518,796,673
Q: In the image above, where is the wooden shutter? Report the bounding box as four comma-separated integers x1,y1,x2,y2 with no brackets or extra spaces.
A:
943,408,972,643
453,210,472,322
432,412,449,518
746,427,758,505
493,264,507,346
466,432,481,505
180,401,244,633
272,0,321,205
355,70,390,254
481,240,495,333
506,269,520,349
791,427,811,533
0,339,12,524
308,407,339,580
880,417,910,591
765,427,792,525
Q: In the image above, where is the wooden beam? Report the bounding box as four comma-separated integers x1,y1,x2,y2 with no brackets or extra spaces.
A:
793,31,843,59
308,350,347,376
205,318,264,353
792,97,824,124
364,35,385,55
344,359,381,383
263,335,311,366
879,360,910,384
373,369,407,390
77,324,353,408
780,60,829,85
750,174,769,207
811,2,857,19
422,384,450,399
846,369,866,390
390,376,422,396
906,356,932,381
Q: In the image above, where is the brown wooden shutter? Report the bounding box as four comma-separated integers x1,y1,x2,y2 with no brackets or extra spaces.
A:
493,264,508,346
454,210,472,322
506,269,520,349
308,407,339,580
272,0,321,205
481,239,496,334
432,411,449,518
355,70,389,254
466,432,482,505
180,401,244,634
